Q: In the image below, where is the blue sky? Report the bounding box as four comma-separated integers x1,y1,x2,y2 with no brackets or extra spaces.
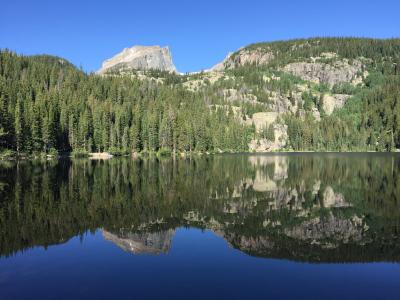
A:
1,0,399,73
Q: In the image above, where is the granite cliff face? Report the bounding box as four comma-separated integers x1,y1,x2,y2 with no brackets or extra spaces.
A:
209,47,363,86
282,59,363,87
209,47,275,71
97,45,177,74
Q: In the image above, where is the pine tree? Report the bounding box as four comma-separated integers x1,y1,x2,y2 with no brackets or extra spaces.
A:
0,94,10,149
122,126,129,152
14,96,24,153
93,109,103,152
102,110,111,151
148,113,159,151
68,114,77,150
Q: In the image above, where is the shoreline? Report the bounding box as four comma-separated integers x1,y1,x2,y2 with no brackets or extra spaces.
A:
1,149,399,161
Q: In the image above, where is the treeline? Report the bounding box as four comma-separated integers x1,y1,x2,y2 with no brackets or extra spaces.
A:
245,37,400,70
0,50,252,155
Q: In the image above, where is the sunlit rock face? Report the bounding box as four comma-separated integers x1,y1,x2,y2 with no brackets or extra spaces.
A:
97,45,177,74
322,94,350,115
209,47,275,71
102,229,175,255
282,59,363,87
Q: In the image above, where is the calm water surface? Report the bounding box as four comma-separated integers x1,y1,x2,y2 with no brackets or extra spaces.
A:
0,153,400,299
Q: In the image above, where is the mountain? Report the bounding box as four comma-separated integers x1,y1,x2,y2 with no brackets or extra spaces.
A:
185,38,400,151
0,37,400,157
97,45,177,74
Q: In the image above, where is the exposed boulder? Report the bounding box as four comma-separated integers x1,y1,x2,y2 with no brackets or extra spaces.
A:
322,94,350,115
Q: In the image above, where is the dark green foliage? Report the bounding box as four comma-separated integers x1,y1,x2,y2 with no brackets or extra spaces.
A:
260,124,275,141
331,82,360,95
0,50,250,154
285,75,400,151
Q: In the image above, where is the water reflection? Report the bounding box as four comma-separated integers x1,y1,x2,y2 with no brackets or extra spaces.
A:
102,229,174,255
0,154,399,262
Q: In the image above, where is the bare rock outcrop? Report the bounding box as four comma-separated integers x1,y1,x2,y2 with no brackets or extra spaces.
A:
322,94,350,115
282,59,363,87
248,123,288,152
209,47,275,71
244,112,278,130
221,88,258,104
97,45,177,74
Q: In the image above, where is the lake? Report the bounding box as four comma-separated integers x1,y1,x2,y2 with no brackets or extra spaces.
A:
0,153,400,300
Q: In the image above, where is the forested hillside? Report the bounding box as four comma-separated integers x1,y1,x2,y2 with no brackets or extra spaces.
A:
1,37,400,157
211,37,400,151
0,51,251,156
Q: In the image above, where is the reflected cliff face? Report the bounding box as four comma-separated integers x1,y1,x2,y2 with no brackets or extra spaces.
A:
102,230,174,255
0,154,399,262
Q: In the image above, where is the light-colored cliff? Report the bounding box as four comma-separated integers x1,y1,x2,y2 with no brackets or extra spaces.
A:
97,45,177,74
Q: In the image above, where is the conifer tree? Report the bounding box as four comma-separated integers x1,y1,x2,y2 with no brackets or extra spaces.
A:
14,96,24,153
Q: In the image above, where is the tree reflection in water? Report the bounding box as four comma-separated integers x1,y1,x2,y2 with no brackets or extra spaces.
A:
0,153,399,262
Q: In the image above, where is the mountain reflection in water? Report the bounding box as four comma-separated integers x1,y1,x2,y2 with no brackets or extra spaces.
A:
0,153,399,262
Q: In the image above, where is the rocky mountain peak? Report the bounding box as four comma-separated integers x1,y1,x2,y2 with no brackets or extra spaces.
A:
97,45,177,74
